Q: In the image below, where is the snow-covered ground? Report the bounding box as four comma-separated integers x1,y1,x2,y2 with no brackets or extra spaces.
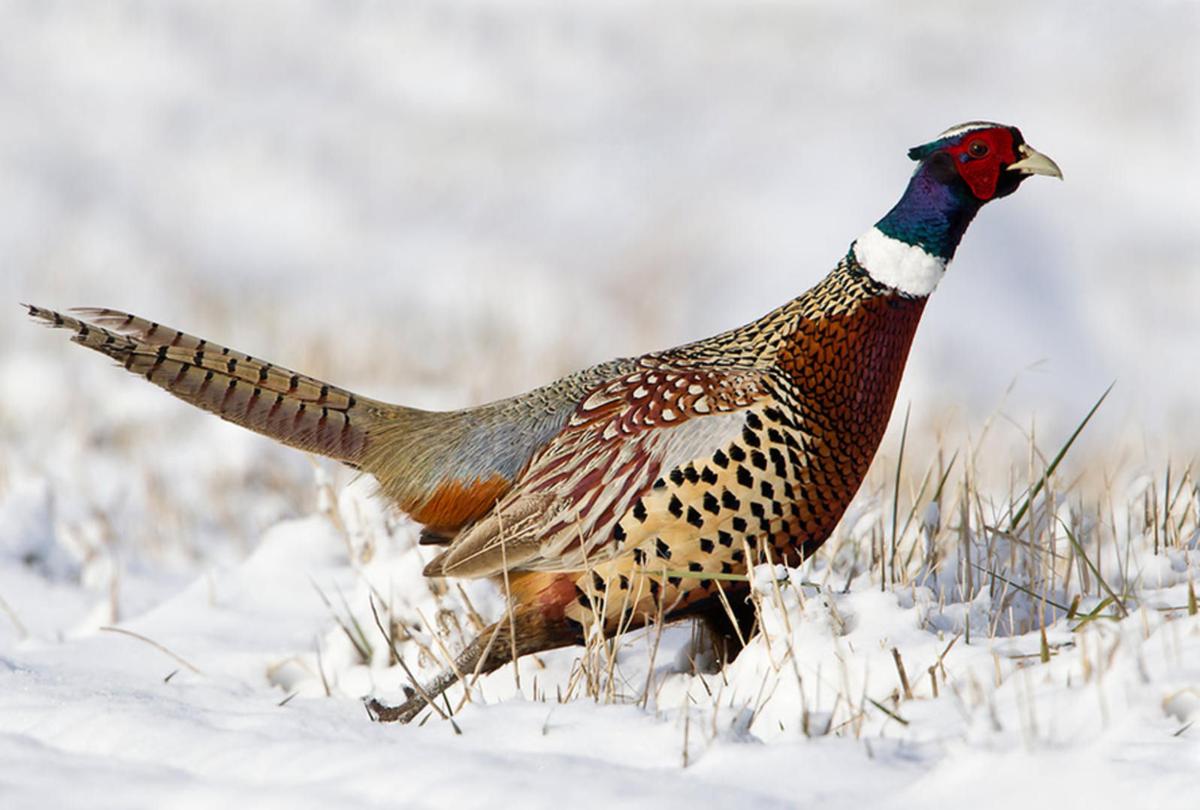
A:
2,466,1198,809
2,1,1198,807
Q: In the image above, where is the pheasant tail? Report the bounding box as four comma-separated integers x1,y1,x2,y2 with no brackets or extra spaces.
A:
24,304,404,467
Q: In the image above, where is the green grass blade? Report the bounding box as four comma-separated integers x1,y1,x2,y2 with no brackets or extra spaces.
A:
967,561,1072,614
1058,518,1129,617
1009,382,1115,532
890,403,911,585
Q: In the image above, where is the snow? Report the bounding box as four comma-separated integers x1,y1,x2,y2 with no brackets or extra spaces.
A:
2,1,1198,807
1,474,1197,809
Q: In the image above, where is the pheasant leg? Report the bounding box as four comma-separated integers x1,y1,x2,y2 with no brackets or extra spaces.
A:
693,590,759,667
367,609,581,723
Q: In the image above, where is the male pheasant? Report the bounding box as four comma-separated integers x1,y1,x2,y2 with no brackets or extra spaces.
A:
27,122,1060,722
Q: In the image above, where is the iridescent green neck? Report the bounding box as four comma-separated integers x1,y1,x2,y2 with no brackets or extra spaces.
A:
875,159,982,260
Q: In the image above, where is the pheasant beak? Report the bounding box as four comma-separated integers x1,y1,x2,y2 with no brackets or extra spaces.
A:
1006,143,1063,179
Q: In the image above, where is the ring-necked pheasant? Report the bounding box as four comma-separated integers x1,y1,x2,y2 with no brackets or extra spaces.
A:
27,122,1060,722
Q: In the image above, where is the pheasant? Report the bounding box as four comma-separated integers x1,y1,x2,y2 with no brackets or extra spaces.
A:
27,122,1060,723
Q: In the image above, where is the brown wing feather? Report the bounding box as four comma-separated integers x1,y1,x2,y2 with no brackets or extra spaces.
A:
424,363,769,578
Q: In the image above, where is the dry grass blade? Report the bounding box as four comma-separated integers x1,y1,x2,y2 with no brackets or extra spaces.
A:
367,595,462,733
654,569,750,582
0,591,28,640
891,648,913,699
496,511,521,692
309,577,371,661
100,626,203,675
712,577,748,651
315,636,332,697
903,449,959,572
335,582,374,659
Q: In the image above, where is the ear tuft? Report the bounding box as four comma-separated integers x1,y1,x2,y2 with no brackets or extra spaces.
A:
907,143,936,162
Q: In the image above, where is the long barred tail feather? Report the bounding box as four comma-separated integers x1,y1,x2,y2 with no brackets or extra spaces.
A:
25,304,407,467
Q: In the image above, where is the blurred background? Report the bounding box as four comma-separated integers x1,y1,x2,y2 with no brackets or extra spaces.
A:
1,0,1197,570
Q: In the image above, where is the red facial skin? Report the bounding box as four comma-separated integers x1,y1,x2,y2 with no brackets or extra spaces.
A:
944,128,1020,201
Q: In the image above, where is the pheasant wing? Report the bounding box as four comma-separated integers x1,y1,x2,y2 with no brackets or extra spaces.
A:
425,362,772,578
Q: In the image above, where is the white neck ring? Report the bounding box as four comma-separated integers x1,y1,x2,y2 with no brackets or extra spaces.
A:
852,227,947,296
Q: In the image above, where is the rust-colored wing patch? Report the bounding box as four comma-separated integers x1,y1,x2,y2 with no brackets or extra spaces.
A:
408,474,512,533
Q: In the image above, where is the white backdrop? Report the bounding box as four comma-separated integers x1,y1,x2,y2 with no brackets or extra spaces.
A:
3,0,1197,445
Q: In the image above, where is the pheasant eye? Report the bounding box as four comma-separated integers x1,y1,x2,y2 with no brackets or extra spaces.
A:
967,140,989,158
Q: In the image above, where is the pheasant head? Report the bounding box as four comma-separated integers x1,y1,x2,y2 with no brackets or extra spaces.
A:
856,122,1062,296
